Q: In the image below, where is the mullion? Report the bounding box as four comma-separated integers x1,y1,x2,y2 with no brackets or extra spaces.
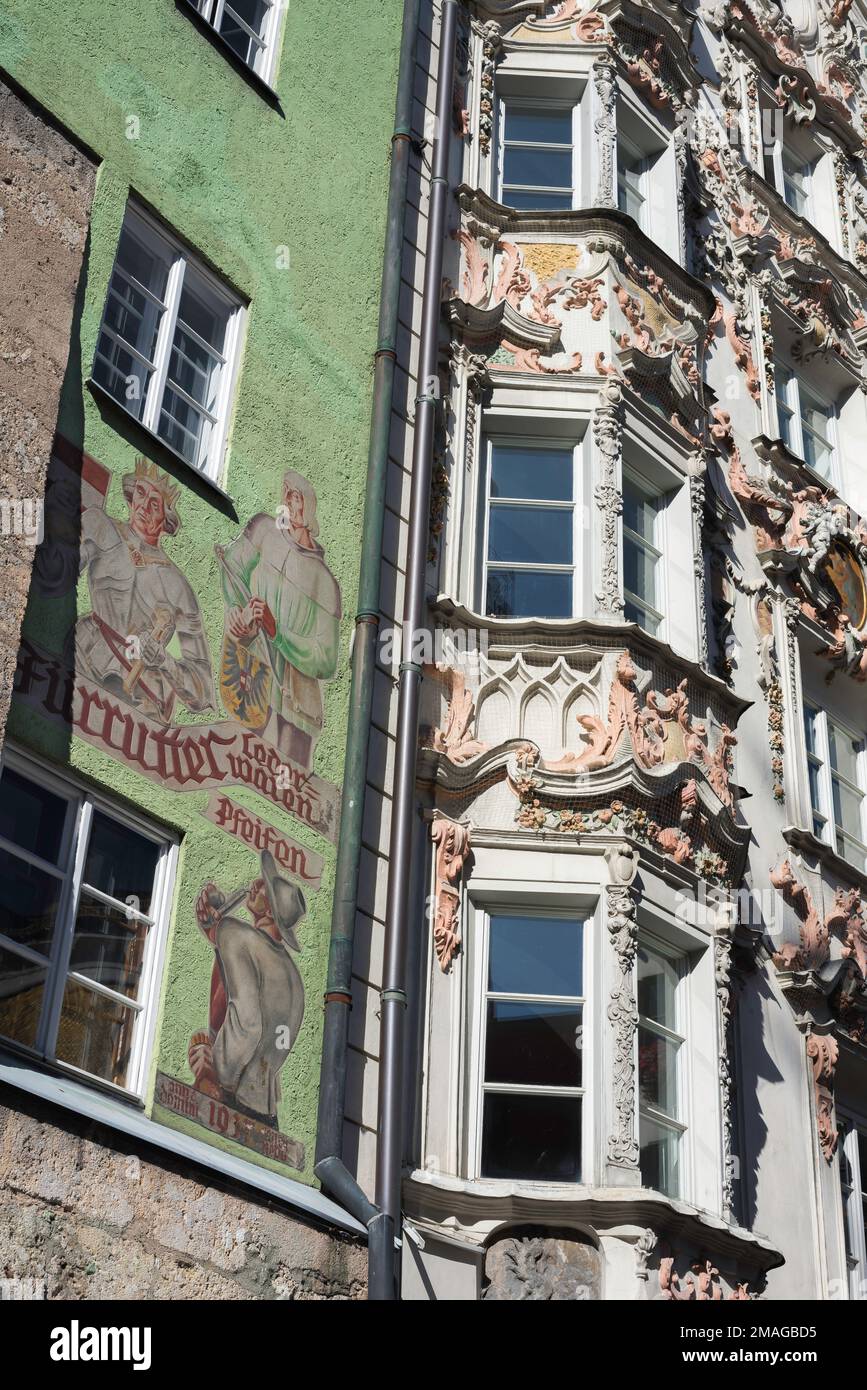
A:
163,372,219,424
97,323,158,372
222,5,267,48
79,881,155,928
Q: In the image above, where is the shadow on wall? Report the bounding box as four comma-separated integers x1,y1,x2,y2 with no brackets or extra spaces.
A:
734,954,784,1233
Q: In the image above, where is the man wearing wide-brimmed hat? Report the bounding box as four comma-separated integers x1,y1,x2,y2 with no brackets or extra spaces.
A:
190,851,307,1129
75,456,215,723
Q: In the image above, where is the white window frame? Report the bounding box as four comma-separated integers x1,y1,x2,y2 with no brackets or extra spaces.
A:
496,95,579,210
468,903,593,1186
93,202,245,484
839,1113,867,1300
0,747,177,1100
480,435,584,620
622,468,667,638
775,364,838,483
636,931,689,1200
193,0,283,83
803,702,867,871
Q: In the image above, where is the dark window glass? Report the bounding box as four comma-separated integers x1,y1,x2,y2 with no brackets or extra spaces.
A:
482,1091,582,1181
485,569,572,619
488,914,583,997
55,979,137,1087
69,896,150,999
485,1001,582,1087
0,768,68,864
0,944,47,1050
490,445,573,501
488,506,573,566
83,813,160,918
504,108,572,145
0,849,63,958
503,146,572,190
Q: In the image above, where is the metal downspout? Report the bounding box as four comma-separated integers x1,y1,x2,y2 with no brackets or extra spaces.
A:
313,0,421,1297
372,0,460,1302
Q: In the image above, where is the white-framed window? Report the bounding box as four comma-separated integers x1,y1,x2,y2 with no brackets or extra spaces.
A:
476,909,587,1183
782,145,813,218
775,365,837,482
0,750,177,1097
482,438,580,619
804,703,867,871
92,203,245,481
497,98,577,210
622,472,664,636
839,1116,867,1299
637,937,687,1199
617,132,649,228
192,0,283,82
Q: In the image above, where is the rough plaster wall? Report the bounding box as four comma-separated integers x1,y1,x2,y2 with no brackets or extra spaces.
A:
0,1088,366,1300
344,0,440,1199
0,80,95,752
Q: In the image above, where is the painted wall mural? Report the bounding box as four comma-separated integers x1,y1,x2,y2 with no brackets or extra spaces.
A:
11,439,344,1177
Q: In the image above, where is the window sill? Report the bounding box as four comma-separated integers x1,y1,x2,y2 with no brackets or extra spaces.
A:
0,1046,365,1236
403,1169,783,1264
86,377,238,518
177,0,283,110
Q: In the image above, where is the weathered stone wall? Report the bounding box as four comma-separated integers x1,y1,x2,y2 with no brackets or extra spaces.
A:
0,79,95,749
0,1087,366,1300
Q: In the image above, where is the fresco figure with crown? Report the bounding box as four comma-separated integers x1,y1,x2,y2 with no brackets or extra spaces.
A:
74,456,215,724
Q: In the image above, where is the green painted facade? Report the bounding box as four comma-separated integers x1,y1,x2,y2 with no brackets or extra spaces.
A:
1,0,403,1182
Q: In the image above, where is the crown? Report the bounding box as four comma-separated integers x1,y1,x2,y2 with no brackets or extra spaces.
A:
133,456,179,510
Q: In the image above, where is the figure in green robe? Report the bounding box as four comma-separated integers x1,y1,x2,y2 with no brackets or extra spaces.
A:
216,470,341,769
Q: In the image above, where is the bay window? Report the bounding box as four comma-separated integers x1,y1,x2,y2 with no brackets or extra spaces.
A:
776,365,836,481
622,473,664,635
498,100,576,210
803,704,867,871
483,440,578,619
638,939,686,1198
0,753,176,1096
839,1117,867,1299
93,202,244,481
479,911,586,1182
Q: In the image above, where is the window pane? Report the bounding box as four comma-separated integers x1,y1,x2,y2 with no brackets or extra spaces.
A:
69,893,150,1000
116,223,170,301
504,190,574,210
829,724,861,784
0,849,63,958
0,944,47,1049
55,979,137,1087
640,1113,681,1197
488,505,573,566
159,387,207,466
504,108,572,145
481,1091,582,1182
485,568,572,619
623,478,656,539
638,1025,679,1116
83,813,160,918
624,598,660,635
104,277,160,364
93,334,151,419
637,946,678,1031
807,761,824,816
623,537,658,604
488,914,583,997
490,445,573,501
503,146,572,190
485,1001,583,1087
0,767,68,864
803,706,820,756
832,777,864,841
